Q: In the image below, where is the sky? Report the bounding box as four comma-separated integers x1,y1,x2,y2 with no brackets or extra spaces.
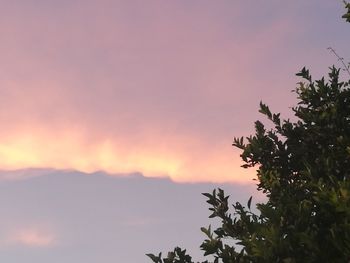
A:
0,1,349,262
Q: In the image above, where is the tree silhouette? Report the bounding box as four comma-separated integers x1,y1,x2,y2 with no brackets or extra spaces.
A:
147,3,350,263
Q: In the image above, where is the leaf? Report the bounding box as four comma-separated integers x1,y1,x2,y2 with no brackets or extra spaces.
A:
202,193,212,199
259,101,272,118
247,196,253,210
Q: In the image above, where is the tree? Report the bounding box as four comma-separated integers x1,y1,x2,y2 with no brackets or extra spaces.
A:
147,4,350,263
343,0,350,22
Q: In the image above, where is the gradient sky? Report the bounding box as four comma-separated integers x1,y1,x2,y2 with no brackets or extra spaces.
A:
0,1,349,262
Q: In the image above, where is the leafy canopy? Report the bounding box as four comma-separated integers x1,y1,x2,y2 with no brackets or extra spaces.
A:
147,4,350,263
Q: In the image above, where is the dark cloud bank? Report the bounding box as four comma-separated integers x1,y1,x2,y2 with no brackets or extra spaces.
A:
0,169,258,263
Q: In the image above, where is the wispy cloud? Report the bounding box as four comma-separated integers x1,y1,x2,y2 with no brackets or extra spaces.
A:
6,227,56,247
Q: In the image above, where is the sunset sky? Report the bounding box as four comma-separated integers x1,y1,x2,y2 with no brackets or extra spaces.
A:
0,1,349,262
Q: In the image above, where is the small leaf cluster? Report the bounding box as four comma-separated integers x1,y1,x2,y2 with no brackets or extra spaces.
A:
343,1,350,22
146,248,198,263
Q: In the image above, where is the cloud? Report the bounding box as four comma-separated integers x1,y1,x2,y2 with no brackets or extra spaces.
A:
0,1,274,183
0,124,254,183
0,1,258,183
0,1,344,183
6,227,56,247
0,169,259,261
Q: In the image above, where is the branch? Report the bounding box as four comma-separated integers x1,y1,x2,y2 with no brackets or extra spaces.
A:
327,47,350,77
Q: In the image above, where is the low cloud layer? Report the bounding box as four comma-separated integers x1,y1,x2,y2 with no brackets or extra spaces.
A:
0,169,259,262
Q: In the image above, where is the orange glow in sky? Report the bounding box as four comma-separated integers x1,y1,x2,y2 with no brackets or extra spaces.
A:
0,126,254,183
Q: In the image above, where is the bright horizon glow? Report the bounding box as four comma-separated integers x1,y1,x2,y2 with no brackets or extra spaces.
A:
0,126,254,183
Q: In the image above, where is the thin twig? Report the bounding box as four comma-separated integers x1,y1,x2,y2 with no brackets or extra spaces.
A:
327,47,350,77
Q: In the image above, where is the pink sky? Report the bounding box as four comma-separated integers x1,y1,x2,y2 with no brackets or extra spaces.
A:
2,1,348,183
